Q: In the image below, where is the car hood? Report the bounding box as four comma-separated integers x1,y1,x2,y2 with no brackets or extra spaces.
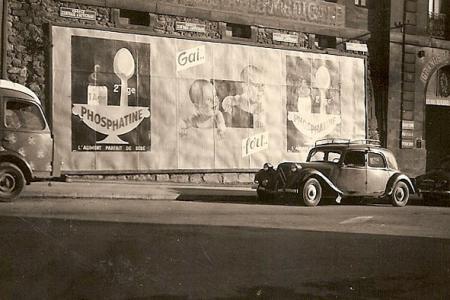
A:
416,169,450,181
416,169,450,189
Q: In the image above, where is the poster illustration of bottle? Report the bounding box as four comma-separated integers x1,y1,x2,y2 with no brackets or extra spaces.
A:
286,55,341,152
71,36,151,151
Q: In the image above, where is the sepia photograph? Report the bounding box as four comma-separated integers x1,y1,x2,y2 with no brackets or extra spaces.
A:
0,0,449,299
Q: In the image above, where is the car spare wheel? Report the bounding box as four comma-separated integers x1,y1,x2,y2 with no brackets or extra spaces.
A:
301,178,322,207
391,181,409,207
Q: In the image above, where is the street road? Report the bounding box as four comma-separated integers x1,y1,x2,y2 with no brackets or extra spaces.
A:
0,197,449,299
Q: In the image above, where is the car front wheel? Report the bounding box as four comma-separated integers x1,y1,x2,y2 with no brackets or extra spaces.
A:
391,181,409,207
0,162,25,201
301,178,322,207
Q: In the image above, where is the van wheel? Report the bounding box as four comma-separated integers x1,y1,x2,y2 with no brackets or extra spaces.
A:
301,178,322,207
0,163,25,201
391,181,409,207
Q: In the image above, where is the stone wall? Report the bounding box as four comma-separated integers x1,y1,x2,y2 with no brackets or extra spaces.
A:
7,0,113,106
4,0,371,183
5,0,320,107
67,172,255,184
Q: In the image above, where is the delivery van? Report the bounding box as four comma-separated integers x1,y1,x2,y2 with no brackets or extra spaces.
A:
0,80,60,200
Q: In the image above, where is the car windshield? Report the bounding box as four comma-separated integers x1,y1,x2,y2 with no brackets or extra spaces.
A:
308,149,341,163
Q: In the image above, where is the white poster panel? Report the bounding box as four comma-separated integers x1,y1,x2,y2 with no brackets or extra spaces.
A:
51,26,366,172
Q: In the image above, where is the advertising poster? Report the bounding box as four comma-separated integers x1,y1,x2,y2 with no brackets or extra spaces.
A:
71,36,151,152
52,26,366,172
286,55,342,152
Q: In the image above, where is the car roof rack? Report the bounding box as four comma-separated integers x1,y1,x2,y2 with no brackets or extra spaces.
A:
315,138,381,147
351,139,381,146
315,138,350,146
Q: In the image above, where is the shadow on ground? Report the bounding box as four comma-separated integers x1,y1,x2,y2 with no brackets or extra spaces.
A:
173,187,450,208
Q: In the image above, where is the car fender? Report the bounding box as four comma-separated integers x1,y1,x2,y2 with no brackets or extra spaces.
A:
385,173,415,196
298,169,343,196
0,150,33,183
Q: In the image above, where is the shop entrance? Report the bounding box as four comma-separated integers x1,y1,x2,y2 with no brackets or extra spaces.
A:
425,105,450,170
424,64,450,171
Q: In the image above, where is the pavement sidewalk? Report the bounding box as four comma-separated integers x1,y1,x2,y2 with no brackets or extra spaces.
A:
20,180,256,201
19,180,422,204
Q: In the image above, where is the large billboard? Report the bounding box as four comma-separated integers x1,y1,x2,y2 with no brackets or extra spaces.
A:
51,26,366,172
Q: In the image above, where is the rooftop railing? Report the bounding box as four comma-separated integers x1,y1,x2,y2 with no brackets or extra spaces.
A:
427,12,447,39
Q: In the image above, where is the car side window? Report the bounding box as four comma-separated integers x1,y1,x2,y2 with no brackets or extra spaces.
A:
368,152,386,168
4,99,46,130
344,151,365,167
327,151,341,163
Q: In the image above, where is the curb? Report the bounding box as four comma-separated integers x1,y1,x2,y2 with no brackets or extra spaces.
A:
19,192,180,201
65,178,254,189
19,180,256,201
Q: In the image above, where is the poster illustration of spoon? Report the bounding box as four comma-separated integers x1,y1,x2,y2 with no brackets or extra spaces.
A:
113,48,135,107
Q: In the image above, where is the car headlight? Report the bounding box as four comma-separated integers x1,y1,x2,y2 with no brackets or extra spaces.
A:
290,163,301,172
263,163,273,171
437,179,448,189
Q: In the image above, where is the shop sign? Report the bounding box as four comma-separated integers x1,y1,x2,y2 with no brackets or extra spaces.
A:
426,98,450,106
345,42,368,53
176,22,206,33
401,140,414,149
163,0,345,27
401,121,414,149
401,129,414,138
401,120,414,130
60,7,96,21
273,32,298,44
420,52,450,83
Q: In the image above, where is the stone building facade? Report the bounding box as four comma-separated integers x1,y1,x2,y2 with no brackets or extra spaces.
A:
0,0,381,183
386,0,450,176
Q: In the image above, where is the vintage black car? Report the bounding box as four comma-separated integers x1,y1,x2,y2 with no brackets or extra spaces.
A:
254,139,415,207
415,156,450,201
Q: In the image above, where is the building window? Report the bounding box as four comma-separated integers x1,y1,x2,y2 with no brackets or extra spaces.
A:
119,9,150,26
437,65,450,97
429,0,443,13
428,0,448,38
316,35,337,49
225,23,252,39
355,0,367,7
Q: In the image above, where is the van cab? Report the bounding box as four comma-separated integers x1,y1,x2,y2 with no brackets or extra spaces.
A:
0,80,56,200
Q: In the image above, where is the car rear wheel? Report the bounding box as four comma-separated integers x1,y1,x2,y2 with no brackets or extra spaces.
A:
301,178,322,207
0,162,25,201
391,181,409,207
